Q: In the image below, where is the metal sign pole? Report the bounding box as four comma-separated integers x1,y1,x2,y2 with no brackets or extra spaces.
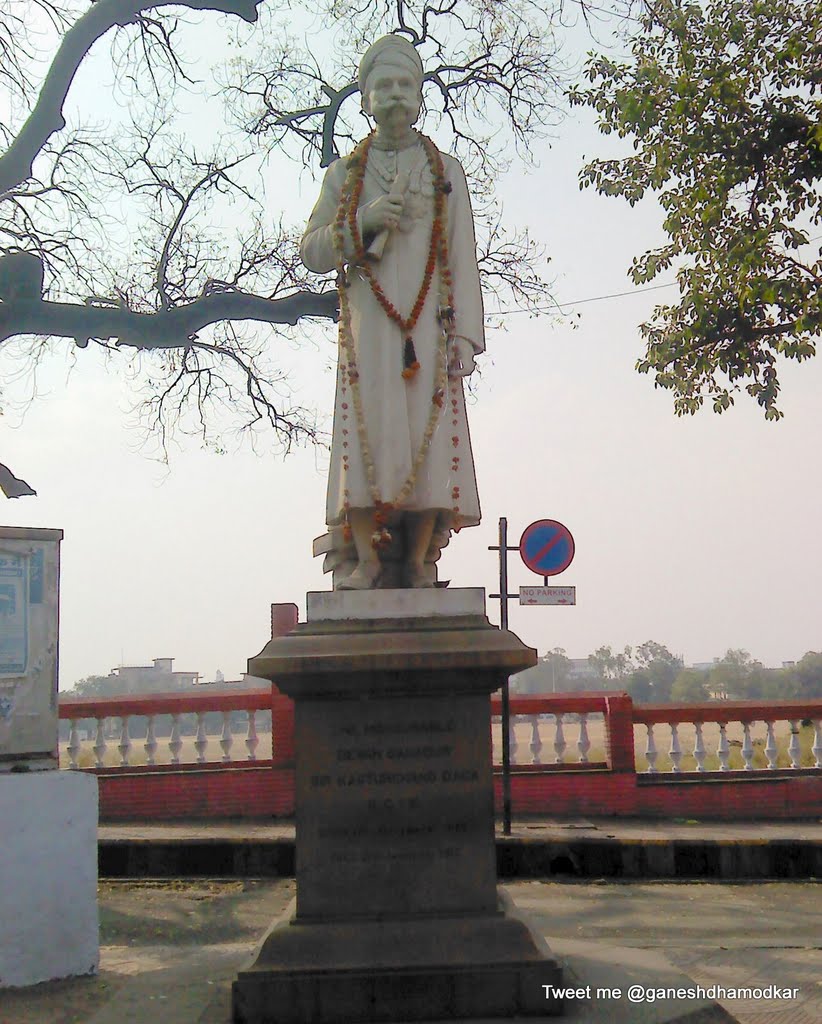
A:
491,516,576,833
498,518,512,837
488,516,518,837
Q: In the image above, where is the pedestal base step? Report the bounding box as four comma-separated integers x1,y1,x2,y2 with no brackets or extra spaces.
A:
232,893,562,1023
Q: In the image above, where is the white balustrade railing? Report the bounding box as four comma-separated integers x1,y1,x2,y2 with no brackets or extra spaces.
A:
741,722,753,770
668,723,682,774
508,715,518,764
169,714,182,765
118,716,131,767
645,724,658,774
61,697,273,769
195,712,208,764
491,711,604,768
577,715,591,764
718,723,730,771
554,714,567,763
788,721,801,769
145,716,158,766
636,715,822,774
693,722,706,772
64,693,822,777
93,718,106,768
491,707,822,774
765,722,777,769
245,711,259,761
220,712,233,763
528,715,542,764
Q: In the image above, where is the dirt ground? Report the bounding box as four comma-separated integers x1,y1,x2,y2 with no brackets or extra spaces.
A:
0,879,295,1024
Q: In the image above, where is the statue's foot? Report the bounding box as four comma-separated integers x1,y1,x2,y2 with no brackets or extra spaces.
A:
404,563,435,589
337,560,381,590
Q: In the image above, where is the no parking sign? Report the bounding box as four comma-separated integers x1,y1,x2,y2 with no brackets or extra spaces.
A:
519,519,575,577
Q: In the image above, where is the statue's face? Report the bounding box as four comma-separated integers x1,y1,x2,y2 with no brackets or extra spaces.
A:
362,59,422,131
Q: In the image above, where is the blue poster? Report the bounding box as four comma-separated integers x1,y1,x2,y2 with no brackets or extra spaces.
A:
29,547,44,604
0,552,28,676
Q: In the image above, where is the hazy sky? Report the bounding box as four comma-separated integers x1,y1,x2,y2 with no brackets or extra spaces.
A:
3,8,821,689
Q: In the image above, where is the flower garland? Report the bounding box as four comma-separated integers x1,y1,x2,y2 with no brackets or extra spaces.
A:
333,131,457,551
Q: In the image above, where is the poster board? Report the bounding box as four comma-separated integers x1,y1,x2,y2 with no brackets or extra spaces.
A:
0,527,63,768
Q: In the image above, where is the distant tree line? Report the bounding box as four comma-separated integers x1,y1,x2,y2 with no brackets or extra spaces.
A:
517,644,822,703
68,672,192,699
62,643,822,712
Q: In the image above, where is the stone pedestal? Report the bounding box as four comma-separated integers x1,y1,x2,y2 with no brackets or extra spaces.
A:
0,771,98,988
233,589,562,1023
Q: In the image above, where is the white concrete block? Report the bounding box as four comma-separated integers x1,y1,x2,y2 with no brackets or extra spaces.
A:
307,587,486,622
0,771,98,988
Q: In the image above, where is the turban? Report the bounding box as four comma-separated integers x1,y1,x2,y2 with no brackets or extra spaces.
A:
358,35,424,93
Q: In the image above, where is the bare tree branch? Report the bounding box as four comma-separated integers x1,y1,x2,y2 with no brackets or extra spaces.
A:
1,0,601,476
0,289,338,347
0,0,262,196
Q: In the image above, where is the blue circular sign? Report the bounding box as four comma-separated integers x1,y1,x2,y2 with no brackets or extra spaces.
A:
519,520,575,577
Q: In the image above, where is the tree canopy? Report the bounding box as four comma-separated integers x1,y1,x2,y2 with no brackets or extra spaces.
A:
670,667,708,703
707,648,760,698
789,651,822,699
588,643,634,680
1,0,587,490
572,0,822,419
634,640,682,700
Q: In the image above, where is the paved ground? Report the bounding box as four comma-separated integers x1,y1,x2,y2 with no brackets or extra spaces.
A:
97,817,822,842
2,877,820,1024
518,879,822,1023
4,819,821,1022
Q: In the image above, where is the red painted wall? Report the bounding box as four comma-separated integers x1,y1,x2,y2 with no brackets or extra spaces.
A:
85,761,822,822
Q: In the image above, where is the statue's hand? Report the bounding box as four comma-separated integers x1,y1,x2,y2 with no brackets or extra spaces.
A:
448,337,476,378
360,194,406,234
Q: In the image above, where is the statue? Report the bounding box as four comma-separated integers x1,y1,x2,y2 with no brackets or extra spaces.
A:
301,35,484,590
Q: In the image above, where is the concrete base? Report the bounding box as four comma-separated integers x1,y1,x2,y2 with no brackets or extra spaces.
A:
0,770,98,988
233,890,563,1023
238,594,560,1022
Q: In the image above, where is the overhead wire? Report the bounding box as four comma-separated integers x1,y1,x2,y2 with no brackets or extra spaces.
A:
496,233,822,317
496,281,676,317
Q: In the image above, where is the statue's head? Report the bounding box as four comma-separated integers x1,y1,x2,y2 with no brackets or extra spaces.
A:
359,35,423,131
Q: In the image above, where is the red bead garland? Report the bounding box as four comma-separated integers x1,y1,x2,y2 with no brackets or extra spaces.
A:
340,132,451,380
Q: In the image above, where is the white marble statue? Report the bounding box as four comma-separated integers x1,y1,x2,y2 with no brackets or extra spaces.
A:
301,35,484,590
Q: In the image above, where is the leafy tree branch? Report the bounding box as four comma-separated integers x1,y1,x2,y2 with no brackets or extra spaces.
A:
572,0,822,418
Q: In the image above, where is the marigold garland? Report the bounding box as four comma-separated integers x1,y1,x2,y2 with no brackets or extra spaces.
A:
332,131,459,549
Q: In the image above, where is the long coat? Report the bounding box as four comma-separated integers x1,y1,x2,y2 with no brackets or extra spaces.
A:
301,138,484,532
